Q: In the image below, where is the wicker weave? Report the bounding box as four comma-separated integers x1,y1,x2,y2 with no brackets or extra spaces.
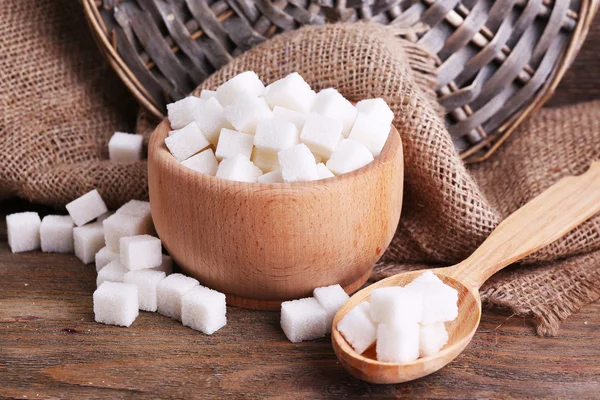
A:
82,0,597,162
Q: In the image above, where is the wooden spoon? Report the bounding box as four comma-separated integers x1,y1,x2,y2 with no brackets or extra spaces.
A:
332,162,600,384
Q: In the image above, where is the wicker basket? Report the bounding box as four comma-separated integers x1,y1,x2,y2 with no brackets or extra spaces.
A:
82,0,597,162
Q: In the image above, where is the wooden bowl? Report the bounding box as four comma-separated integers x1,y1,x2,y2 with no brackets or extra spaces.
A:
148,120,403,310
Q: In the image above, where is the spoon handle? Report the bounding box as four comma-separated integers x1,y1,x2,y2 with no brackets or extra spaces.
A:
449,161,600,289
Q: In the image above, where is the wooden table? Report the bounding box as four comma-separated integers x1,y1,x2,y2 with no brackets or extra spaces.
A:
1,200,598,399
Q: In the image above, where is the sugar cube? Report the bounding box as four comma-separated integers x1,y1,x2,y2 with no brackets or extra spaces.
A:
199,89,217,101
278,144,319,183
369,286,423,325
326,139,374,175
6,212,41,253
93,282,139,327
216,71,266,106
355,98,394,126
251,148,280,173
419,322,449,358
119,234,162,271
216,154,263,183
280,297,327,343
313,284,349,333
273,106,306,132
157,273,200,320
215,129,254,160
151,255,173,275
254,119,299,154
264,72,316,113
337,301,377,354
299,112,343,159
96,211,114,223
108,132,144,162
182,285,227,334
96,260,129,287
167,96,203,129
95,246,118,271
73,222,105,264
165,121,210,162
192,97,233,145
258,169,283,184
224,91,273,134
311,88,357,137
40,215,74,253
103,212,154,252
376,323,420,363
316,163,334,180
406,271,458,324
123,269,166,312
66,189,108,227
116,199,150,217
348,112,390,157
181,149,219,176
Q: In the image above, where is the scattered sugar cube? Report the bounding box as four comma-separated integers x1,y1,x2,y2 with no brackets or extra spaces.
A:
264,72,316,113
258,169,283,184
167,96,203,130
40,215,74,253
326,139,374,175
299,112,343,159
337,302,377,354
311,88,357,137
6,212,41,253
280,297,327,343
108,132,144,162
355,98,394,126
316,163,334,180
95,246,118,272
157,273,200,320
116,200,150,217
419,322,449,358
376,323,420,363
119,234,162,271
151,255,173,275
182,285,227,334
278,144,319,183
123,269,166,312
254,119,299,154
192,97,233,145
348,112,390,157
103,212,155,252
313,284,349,333
406,271,458,324
93,282,139,327
181,148,219,176
96,260,129,287
216,71,266,106
96,211,114,223
215,129,254,160
216,154,263,183
251,148,280,172
73,222,105,264
199,89,217,101
224,91,273,134
273,106,306,132
66,189,108,227
165,121,210,162
369,286,423,325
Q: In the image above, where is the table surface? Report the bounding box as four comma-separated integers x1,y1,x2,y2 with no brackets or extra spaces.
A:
1,200,599,399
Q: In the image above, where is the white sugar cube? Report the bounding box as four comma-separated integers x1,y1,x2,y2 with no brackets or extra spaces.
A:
311,88,357,137
406,271,458,324
419,322,449,358
192,97,233,145
216,154,263,183
182,285,227,334
151,255,173,275
93,282,139,327
108,132,143,162
355,98,394,126
96,211,114,223
299,112,343,159
326,139,374,175
199,89,217,101
376,323,420,363
73,222,105,264
96,260,129,287
103,212,155,252
258,169,283,184
251,148,280,172
215,129,254,160
224,91,273,134
280,297,327,343
157,273,199,320
348,112,390,157
40,215,74,253
254,119,299,154
116,199,151,217
316,163,334,180
95,246,118,272
167,96,203,130
119,234,162,271
278,144,319,183
165,121,210,162
337,302,377,354
273,106,306,132
369,286,423,325
66,189,108,227
6,212,41,253
181,149,219,176
313,284,349,333
264,72,316,113
123,269,166,312
216,71,266,106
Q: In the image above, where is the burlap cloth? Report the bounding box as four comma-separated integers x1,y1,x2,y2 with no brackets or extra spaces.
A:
1,0,599,336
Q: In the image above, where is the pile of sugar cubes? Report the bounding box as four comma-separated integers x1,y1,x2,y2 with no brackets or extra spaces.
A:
165,71,394,183
337,271,458,363
6,189,226,335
